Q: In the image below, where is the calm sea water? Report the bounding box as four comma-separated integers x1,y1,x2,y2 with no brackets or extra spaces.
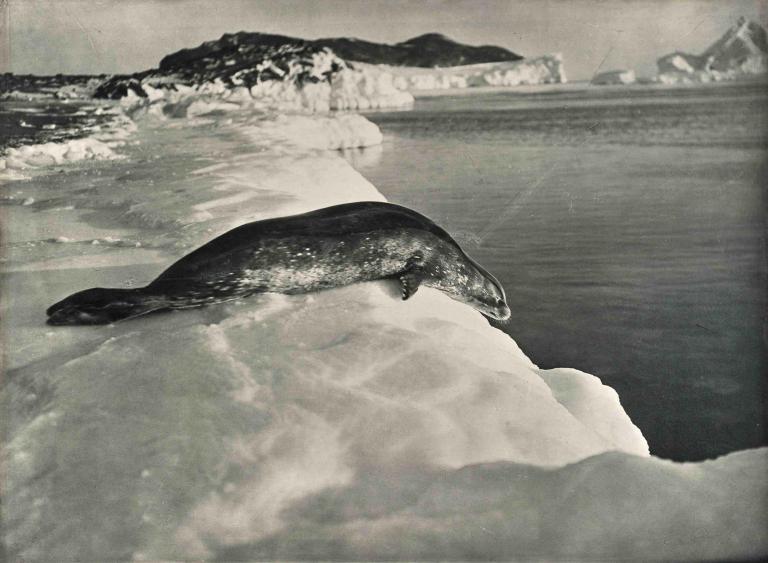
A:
348,82,767,461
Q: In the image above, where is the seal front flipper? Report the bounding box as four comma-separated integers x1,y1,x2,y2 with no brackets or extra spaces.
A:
398,252,425,300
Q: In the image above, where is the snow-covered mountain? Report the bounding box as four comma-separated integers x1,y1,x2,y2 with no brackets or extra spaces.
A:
316,32,523,67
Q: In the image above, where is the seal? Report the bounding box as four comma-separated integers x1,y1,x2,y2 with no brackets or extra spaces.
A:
46,202,511,325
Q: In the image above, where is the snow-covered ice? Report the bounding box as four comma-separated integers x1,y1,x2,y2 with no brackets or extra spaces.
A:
365,54,567,92
1,97,766,561
0,108,135,182
1,137,119,172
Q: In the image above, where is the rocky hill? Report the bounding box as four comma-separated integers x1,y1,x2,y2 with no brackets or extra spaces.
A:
316,32,522,67
95,35,344,99
656,17,767,83
159,31,522,72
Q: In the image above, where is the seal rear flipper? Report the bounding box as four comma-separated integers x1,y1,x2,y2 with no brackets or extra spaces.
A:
398,252,425,300
46,287,153,326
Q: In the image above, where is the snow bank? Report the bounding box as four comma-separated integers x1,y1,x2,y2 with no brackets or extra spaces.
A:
5,279,766,561
3,282,650,560
241,113,383,150
234,448,767,561
2,105,766,561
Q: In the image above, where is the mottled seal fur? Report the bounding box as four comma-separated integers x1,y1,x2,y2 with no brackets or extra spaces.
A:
46,202,511,325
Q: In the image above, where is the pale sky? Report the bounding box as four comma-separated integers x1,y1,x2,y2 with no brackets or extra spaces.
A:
3,0,767,80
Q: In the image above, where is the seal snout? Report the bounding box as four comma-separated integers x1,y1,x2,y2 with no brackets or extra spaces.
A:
495,300,512,321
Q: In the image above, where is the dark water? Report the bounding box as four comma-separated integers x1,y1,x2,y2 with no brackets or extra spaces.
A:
348,82,767,461
0,100,111,150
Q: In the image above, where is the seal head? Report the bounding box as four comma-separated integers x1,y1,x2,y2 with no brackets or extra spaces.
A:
457,259,511,321
399,242,510,321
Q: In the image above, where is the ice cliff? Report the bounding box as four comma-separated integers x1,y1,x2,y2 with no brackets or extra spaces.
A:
94,44,414,112
362,54,566,90
2,100,767,561
656,17,768,84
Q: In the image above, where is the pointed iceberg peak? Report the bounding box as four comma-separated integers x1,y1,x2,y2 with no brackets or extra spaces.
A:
656,17,767,83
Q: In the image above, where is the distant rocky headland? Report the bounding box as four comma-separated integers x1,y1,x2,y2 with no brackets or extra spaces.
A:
1,32,564,110
93,31,563,106
0,74,106,98
160,32,524,70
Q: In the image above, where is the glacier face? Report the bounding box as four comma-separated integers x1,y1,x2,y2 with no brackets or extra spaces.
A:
2,102,767,561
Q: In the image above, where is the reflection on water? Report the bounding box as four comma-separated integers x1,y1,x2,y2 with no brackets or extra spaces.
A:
340,144,384,169
349,81,767,461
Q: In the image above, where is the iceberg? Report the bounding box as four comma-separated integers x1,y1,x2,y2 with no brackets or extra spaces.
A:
1,97,766,561
591,69,636,85
656,17,768,84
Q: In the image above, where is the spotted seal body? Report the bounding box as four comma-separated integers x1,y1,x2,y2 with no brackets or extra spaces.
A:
46,202,511,325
